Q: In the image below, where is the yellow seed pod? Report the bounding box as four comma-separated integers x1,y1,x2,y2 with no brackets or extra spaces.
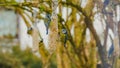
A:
27,27,33,35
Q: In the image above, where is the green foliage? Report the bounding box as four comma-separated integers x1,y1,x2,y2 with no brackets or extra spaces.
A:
0,45,42,68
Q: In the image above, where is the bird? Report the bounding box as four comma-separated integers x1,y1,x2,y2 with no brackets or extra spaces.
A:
102,0,110,15
44,13,51,34
108,35,114,58
108,42,114,58
103,0,110,8
62,28,68,48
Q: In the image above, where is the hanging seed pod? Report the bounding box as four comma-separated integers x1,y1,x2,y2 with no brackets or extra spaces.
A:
27,27,33,35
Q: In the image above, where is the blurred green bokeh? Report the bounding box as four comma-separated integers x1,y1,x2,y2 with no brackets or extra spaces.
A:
0,45,43,68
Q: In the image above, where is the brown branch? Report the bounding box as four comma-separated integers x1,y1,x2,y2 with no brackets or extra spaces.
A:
64,48,81,68
58,14,85,66
84,17,108,68
61,1,108,68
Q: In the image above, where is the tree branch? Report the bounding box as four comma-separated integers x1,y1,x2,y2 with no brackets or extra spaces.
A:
61,1,108,68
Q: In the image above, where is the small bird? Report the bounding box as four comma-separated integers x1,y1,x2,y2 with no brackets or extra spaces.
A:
103,0,110,8
108,42,114,58
108,35,114,58
44,13,51,34
62,28,68,48
102,0,110,14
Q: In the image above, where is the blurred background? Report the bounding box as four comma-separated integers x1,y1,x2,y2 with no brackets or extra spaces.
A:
0,0,120,68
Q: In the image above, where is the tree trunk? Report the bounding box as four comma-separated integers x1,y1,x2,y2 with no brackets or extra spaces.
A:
48,0,58,53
